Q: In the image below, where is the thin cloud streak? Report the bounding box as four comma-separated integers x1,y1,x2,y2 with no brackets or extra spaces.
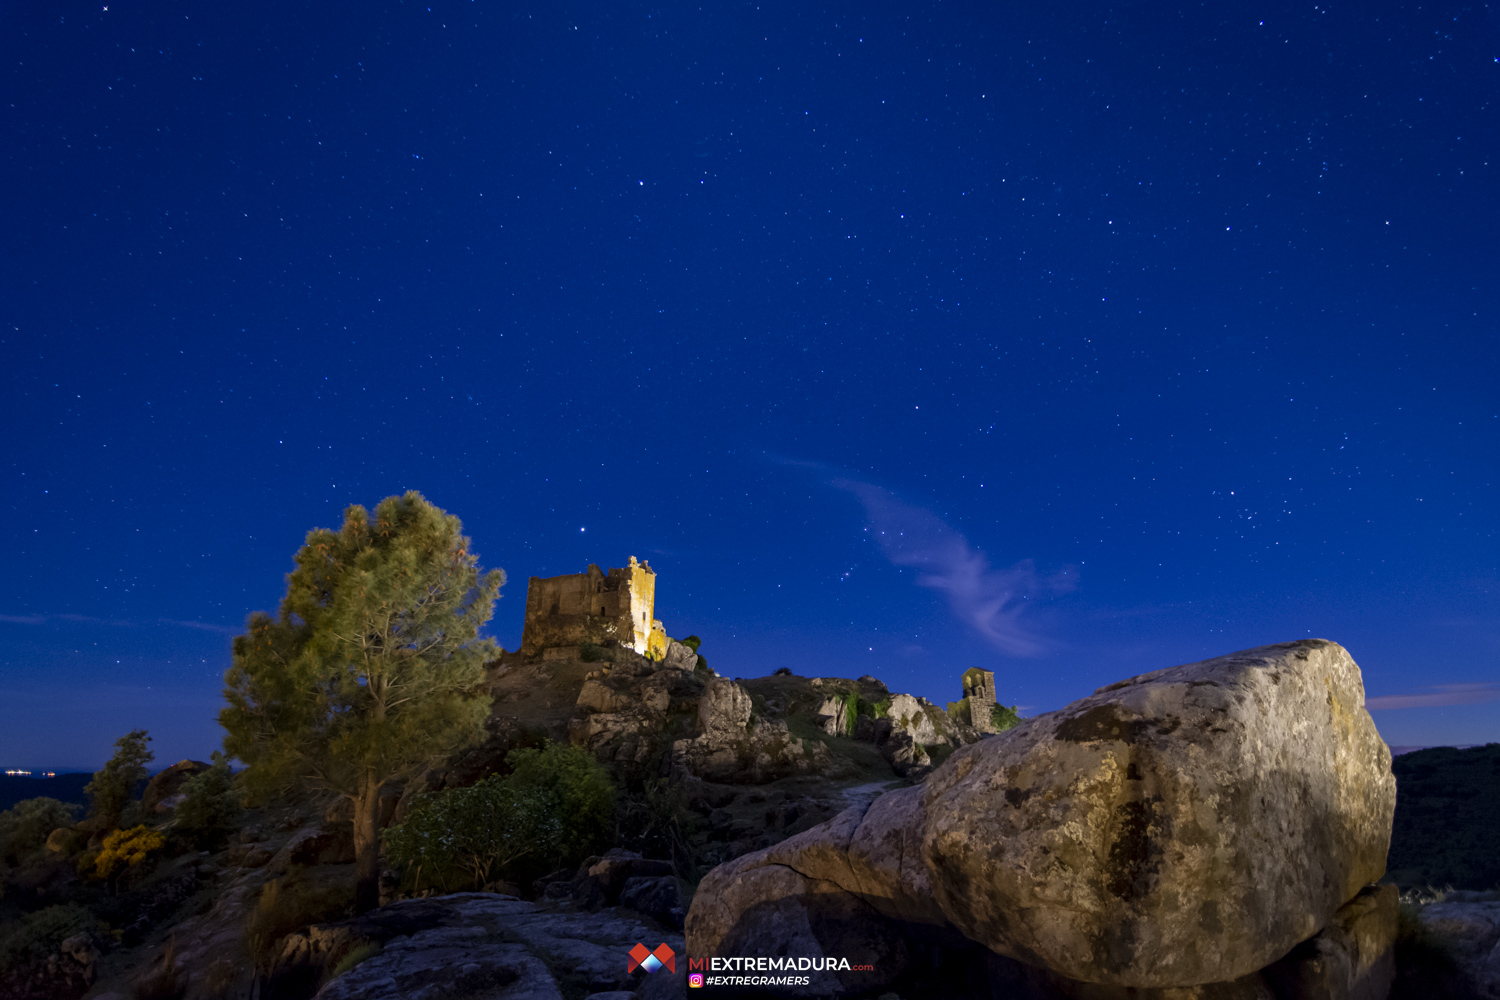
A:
1367,683,1500,710
158,619,240,635
0,612,237,634
833,478,1076,656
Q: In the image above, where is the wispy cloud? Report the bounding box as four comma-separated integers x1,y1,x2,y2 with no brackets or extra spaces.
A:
0,613,237,635
1367,683,1500,710
832,478,1076,656
157,619,240,635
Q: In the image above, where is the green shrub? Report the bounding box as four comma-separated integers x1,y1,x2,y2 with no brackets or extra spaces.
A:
0,903,99,970
173,755,240,848
578,641,608,663
385,741,614,892
679,636,702,652
842,691,860,730
991,704,1021,732
85,729,154,831
0,797,80,864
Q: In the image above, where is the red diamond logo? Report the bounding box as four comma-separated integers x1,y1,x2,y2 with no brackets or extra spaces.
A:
652,943,676,974
627,943,652,973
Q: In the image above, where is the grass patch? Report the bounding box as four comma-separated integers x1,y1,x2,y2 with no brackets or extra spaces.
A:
323,940,381,984
1391,887,1476,999
243,871,355,975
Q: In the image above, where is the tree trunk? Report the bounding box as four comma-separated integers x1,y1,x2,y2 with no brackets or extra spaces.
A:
352,779,383,913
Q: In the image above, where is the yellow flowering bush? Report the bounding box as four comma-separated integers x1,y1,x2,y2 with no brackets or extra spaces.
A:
93,825,165,881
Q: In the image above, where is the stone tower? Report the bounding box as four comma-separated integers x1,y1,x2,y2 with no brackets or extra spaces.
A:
962,667,997,705
519,556,668,659
959,667,999,734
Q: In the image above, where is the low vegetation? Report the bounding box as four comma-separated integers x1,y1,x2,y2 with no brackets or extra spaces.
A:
1387,744,1500,889
170,754,241,850
384,742,613,893
0,797,79,866
992,702,1021,731
83,730,153,832
92,825,166,886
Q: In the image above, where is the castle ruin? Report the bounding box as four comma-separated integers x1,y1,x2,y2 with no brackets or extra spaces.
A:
948,666,1000,733
519,556,669,660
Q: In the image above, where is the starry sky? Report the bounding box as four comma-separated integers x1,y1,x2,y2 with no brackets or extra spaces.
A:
3,0,1497,770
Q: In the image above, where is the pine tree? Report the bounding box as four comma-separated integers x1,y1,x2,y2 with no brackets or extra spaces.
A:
221,491,502,911
84,729,154,831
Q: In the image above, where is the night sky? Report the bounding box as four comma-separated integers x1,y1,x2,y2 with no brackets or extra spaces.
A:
3,1,1497,771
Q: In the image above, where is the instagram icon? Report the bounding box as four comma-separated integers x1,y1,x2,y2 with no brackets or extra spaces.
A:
688,972,705,988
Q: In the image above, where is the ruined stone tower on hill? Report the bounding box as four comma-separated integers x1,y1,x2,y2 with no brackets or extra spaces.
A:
948,666,1000,734
519,556,669,659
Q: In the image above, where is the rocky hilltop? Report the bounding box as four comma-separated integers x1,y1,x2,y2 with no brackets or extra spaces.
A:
440,638,996,870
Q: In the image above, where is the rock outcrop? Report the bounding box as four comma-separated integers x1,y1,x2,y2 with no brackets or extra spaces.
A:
670,678,834,784
298,893,686,1000
660,639,699,673
1414,891,1500,999
1263,884,1399,1000
142,758,211,812
686,640,1397,993
539,847,676,913
568,662,692,768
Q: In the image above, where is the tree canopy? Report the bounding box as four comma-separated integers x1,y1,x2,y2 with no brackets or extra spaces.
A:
221,491,503,909
84,730,153,831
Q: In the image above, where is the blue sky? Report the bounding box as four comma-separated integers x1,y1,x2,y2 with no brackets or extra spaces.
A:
2,0,1495,769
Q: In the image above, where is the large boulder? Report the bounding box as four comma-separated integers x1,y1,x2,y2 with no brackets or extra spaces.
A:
661,639,699,673
686,788,947,995
697,678,753,733
686,640,1396,991
143,759,211,812
886,693,941,745
923,639,1394,986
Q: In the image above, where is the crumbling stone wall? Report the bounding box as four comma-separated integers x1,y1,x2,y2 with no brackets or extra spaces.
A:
948,667,999,733
519,556,668,658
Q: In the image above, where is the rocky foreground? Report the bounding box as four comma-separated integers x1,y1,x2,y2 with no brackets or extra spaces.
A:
42,639,1500,1000
686,639,1412,998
